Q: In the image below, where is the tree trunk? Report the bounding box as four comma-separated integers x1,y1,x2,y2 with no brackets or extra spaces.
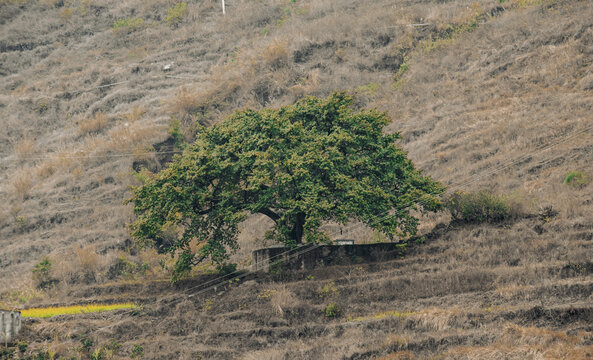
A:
290,212,305,244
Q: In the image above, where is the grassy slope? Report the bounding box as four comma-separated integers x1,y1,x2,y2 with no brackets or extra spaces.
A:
1,0,593,358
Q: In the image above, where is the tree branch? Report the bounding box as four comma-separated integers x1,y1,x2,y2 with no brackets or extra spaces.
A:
258,208,280,223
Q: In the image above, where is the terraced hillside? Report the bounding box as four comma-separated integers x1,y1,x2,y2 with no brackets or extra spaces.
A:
2,0,593,358
18,217,593,358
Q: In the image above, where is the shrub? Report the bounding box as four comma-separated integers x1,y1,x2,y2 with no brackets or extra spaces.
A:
324,303,341,318
269,259,284,275
565,171,589,189
32,257,54,288
261,41,289,70
445,191,512,223
131,344,144,359
318,282,339,298
216,262,237,275
112,17,146,34
165,2,188,27
17,341,28,353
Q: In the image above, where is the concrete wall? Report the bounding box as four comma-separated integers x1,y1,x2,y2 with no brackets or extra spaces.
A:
253,243,404,272
0,310,21,344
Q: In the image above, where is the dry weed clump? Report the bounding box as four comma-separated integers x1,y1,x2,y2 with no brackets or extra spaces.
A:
261,41,290,70
35,160,56,178
268,284,296,316
35,148,80,179
407,307,461,332
51,245,111,285
13,137,36,159
107,122,161,153
166,86,204,121
12,169,33,199
77,112,108,136
120,104,145,124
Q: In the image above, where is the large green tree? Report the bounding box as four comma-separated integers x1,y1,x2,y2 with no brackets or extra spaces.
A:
127,93,443,280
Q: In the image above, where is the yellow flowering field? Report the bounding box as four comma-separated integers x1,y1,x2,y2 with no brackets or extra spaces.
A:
21,303,138,318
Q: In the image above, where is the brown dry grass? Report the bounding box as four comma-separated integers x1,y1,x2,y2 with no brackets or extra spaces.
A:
120,104,145,124
268,284,296,316
443,324,593,360
11,168,33,199
166,86,204,121
13,137,37,159
77,112,109,136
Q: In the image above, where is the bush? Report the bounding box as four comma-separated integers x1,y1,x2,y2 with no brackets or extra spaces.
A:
324,303,341,318
445,191,512,223
165,2,188,27
565,171,589,189
131,344,144,359
16,341,28,353
112,17,146,34
32,257,55,288
216,262,237,275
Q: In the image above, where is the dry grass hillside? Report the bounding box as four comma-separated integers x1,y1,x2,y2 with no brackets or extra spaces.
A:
1,0,593,358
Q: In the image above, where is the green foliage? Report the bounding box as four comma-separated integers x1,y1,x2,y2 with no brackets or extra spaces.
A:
15,215,28,230
445,191,512,223
216,262,237,275
90,348,103,360
324,303,341,318
0,346,15,359
165,2,188,27
131,170,151,185
111,17,146,34
32,256,52,288
269,259,284,275
564,171,589,189
17,341,28,353
80,337,94,351
167,117,185,149
394,60,409,81
131,344,144,359
354,82,381,99
318,282,339,298
201,298,213,312
127,93,444,281
112,255,140,279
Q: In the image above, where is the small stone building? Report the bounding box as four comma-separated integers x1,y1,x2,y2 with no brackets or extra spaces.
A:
0,310,21,344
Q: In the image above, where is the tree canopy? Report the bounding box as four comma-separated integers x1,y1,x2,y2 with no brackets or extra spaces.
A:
127,92,444,280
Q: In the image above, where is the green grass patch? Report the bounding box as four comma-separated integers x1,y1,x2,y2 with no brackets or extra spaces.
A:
112,17,146,34
565,171,589,189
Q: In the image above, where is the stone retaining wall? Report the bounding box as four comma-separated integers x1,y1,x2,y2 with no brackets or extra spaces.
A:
252,243,404,272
